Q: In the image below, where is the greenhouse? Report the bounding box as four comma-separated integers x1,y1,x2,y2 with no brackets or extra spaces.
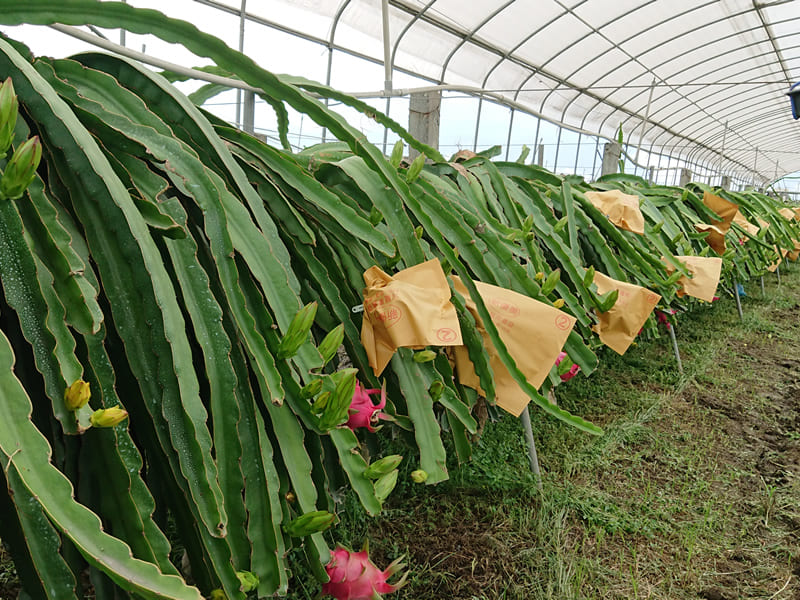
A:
0,1,798,599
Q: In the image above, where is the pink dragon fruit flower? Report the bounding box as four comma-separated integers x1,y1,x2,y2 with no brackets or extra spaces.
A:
347,382,387,432
322,543,407,600
554,351,581,382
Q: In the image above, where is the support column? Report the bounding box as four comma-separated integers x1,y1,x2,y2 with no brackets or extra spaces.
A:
601,142,621,176
242,91,255,134
680,168,692,187
408,91,441,161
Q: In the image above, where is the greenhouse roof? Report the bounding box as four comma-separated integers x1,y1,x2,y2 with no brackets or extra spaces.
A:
208,0,800,183
2,0,799,184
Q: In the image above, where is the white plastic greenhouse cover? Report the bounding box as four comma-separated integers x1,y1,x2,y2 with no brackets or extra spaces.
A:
3,0,799,188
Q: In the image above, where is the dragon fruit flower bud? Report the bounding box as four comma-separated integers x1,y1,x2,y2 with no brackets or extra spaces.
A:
64,379,91,411
90,406,128,428
373,470,399,504
0,78,19,158
364,455,403,479
410,469,428,484
0,136,42,200
208,590,227,600
412,349,436,363
300,378,324,401
317,323,345,365
428,380,444,401
276,302,317,360
236,571,259,593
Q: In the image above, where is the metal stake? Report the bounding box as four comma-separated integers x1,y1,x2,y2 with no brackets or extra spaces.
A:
519,407,543,491
668,324,683,373
734,281,743,320
777,263,781,286
761,276,765,297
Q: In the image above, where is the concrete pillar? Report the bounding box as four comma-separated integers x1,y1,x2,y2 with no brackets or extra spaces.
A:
601,142,621,176
408,90,441,161
680,168,692,187
537,143,545,167
721,175,731,190
242,90,255,134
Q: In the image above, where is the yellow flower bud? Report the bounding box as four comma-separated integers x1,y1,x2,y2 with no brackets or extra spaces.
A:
236,571,259,593
64,379,91,411
412,350,437,363
90,406,128,428
410,470,428,484
553,298,565,309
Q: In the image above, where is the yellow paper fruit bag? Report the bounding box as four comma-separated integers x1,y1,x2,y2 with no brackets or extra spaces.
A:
788,240,800,262
360,260,462,376
693,222,727,255
585,190,645,235
591,272,661,355
450,277,576,417
702,191,738,232
663,255,723,302
732,211,760,237
768,246,789,272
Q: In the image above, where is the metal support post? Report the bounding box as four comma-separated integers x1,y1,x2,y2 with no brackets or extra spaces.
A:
777,263,781,286
634,77,656,165
734,281,743,320
519,407,543,491
668,324,683,373
381,0,393,93
761,276,765,297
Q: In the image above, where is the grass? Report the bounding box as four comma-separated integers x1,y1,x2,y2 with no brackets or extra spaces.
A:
0,544,18,599
312,267,800,600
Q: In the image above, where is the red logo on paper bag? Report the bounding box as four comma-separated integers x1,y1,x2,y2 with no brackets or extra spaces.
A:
437,327,458,343
555,315,572,331
375,305,403,328
490,297,520,316
364,290,397,313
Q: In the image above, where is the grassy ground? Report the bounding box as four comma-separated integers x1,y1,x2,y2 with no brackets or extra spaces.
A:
326,267,800,600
